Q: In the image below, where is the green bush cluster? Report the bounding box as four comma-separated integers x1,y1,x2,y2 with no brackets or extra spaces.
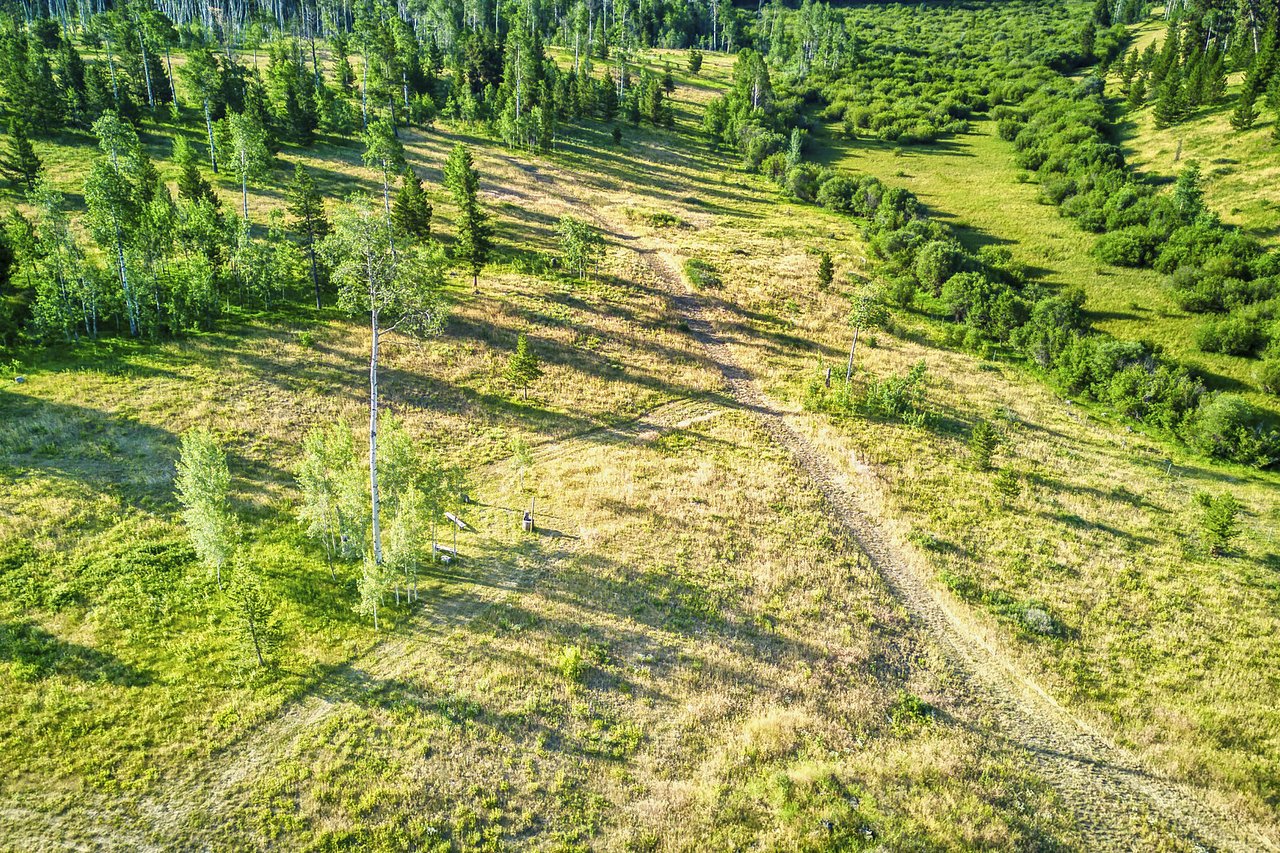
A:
786,159,1277,466
1001,83,1279,367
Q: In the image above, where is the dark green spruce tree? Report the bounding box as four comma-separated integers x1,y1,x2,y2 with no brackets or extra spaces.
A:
0,123,42,191
392,167,432,241
286,163,330,309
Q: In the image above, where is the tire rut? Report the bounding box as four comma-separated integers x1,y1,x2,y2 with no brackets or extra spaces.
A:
634,243,1270,852
518,148,1268,849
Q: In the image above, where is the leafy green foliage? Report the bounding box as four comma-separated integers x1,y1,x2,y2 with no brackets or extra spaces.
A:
1196,492,1242,556
557,215,603,279
683,258,720,289
1183,394,1279,467
228,111,272,221
175,427,234,585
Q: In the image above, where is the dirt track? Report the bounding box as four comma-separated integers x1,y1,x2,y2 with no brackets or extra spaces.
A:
8,134,1274,852
494,134,1278,850
583,196,1271,852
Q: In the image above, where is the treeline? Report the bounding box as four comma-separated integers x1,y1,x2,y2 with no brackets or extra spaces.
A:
8,0,748,61
692,4,1279,466
1113,21,1230,126
702,0,1135,174
0,2,685,346
1136,0,1280,132
999,70,1280,384
781,158,1279,467
0,4,680,145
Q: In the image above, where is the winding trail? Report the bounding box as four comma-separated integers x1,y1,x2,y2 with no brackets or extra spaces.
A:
512,151,1274,850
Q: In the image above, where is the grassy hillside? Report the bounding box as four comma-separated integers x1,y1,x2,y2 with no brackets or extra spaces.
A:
2,27,1279,853
1117,18,1280,247
0,49,1092,850
816,120,1280,419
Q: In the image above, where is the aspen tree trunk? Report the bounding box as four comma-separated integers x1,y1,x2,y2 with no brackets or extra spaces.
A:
361,53,369,128
308,237,322,309
845,326,860,383
368,264,383,565
164,46,177,106
204,99,219,172
104,34,119,99
139,32,155,109
114,224,138,336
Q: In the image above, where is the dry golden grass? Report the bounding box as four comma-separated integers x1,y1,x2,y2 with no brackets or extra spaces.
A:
656,159,1280,833
0,74,1085,849
3,39,1277,850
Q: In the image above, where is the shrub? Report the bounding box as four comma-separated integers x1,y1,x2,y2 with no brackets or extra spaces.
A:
683,258,720,289
886,275,917,308
1195,314,1268,356
913,239,965,294
1257,354,1280,395
1195,492,1242,556
969,419,999,470
558,644,586,682
816,174,858,213
862,360,928,424
784,163,822,201
1093,226,1157,267
1182,394,1280,466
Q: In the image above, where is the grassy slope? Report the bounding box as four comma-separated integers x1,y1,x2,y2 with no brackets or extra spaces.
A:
1118,18,1280,246
656,56,1280,833
2,38,1279,847
816,120,1279,417
0,51,1084,850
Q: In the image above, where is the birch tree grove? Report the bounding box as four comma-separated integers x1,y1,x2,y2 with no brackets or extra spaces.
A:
361,118,405,223
296,420,357,579
84,112,144,337
228,111,272,222
180,45,223,173
323,196,446,568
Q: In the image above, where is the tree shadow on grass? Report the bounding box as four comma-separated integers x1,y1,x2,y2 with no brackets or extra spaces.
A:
0,620,151,686
0,387,180,501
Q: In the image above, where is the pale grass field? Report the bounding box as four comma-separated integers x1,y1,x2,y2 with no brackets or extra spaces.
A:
0,57,1092,848
654,161,1280,832
195,409,1075,849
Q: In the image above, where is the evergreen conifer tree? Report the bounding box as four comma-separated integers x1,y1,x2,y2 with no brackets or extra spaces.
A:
0,123,42,191
286,163,330,309
392,167,433,241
